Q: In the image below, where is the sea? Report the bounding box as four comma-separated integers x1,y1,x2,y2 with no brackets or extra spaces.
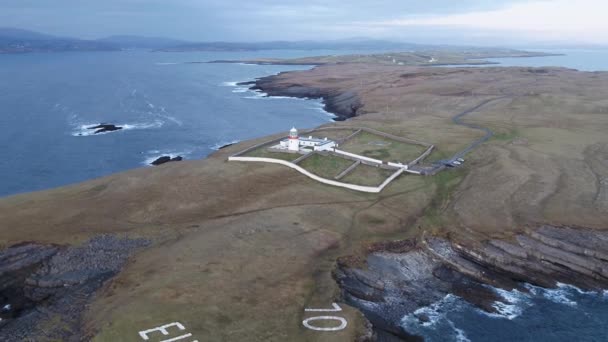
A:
1,47,608,341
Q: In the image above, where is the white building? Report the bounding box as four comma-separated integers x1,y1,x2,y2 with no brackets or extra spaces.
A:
278,127,336,152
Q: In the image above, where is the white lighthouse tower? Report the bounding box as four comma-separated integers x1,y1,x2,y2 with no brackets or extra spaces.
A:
288,127,300,151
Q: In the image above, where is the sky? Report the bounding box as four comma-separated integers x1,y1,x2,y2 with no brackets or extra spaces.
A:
2,0,607,46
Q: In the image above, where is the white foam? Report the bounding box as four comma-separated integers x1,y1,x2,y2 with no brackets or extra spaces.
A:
556,282,596,295
448,319,471,342
486,287,529,320
244,90,269,99
542,289,577,306
221,81,239,87
525,283,580,306
402,294,458,328
232,87,250,93
401,295,472,341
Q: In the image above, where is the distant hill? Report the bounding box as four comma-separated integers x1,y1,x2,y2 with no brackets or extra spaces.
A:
0,27,61,41
96,35,190,49
0,28,119,54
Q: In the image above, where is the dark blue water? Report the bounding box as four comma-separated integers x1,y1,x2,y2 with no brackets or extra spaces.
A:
402,285,608,342
0,50,350,196
2,48,608,341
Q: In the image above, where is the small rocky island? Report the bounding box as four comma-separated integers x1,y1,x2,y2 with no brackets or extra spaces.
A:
86,124,123,134
150,155,183,166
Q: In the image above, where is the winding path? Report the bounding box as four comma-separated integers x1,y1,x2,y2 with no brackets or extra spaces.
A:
450,96,509,160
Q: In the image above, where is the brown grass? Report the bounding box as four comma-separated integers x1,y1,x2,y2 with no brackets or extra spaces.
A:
2,65,608,341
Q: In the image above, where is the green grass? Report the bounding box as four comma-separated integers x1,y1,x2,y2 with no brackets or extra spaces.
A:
307,128,359,142
492,128,519,142
420,168,465,228
341,164,395,186
339,131,425,163
299,153,354,179
243,147,298,161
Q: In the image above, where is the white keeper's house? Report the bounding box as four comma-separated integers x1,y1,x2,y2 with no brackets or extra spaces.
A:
278,127,336,152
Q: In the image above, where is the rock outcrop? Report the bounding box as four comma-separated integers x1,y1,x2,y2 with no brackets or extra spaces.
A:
334,225,608,341
150,155,183,166
0,235,149,342
87,123,123,134
241,76,363,120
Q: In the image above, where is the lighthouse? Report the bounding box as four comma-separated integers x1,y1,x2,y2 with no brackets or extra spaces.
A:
288,127,300,151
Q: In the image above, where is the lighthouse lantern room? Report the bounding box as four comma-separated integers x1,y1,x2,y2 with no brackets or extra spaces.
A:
288,127,300,151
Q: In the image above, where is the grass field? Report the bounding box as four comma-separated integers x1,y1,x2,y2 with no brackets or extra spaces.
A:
341,164,395,186
243,147,298,161
307,128,359,142
299,153,355,179
3,65,608,342
339,131,426,163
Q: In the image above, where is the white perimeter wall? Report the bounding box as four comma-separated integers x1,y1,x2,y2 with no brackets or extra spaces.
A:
333,149,383,165
228,156,405,193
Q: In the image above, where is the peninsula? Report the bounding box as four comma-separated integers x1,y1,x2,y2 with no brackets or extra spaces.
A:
1,63,607,341
209,49,559,67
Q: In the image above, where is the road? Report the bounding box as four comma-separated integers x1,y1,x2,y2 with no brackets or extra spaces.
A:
451,96,508,160
412,96,508,175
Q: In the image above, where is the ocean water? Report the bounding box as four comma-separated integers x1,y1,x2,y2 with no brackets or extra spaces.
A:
2,47,608,341
401,284,608,342
0,49,350,196
481,48,608,71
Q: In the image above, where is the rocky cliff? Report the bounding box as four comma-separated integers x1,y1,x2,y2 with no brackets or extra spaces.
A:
243,75,363,120
334,225,608,341
0,236,149,341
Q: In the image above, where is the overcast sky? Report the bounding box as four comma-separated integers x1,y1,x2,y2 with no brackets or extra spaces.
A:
2,0,607,45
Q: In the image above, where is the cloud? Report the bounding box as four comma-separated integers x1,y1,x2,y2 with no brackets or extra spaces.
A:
0,0,605,45
356,0,608,44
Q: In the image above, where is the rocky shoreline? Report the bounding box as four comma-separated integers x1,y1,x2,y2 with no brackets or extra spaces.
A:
0,235,149,341
241,76,363,121
334,225,608,341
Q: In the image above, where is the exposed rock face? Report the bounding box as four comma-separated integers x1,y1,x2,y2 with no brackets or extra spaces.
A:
150,155,183,166
243,76,363,120
87,123,123,134
334,225,608,341
0,235,149,341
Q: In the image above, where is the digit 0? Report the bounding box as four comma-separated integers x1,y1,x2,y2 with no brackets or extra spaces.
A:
302,316,348,331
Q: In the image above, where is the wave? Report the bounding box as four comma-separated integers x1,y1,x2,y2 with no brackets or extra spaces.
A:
221,81,252,94
524,283,582,306
401,295,471,341
448,320,471,342
221,81,239,87
476,287,531,320
232,87,250,93
402,294,459,328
